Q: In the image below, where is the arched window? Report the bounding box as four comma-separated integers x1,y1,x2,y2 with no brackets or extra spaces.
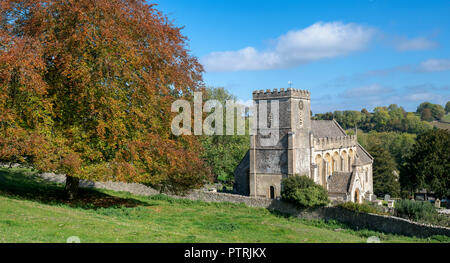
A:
341,151,348,171
332,152,339,173
348,149,354,171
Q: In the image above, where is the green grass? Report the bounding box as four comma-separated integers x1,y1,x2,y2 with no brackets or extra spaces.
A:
441,114,450,123
431,120,450,130
0,168,447,243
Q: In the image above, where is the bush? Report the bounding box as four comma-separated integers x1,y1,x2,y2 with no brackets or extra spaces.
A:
395,199,437,221
281,175,328,208
338,202,387,215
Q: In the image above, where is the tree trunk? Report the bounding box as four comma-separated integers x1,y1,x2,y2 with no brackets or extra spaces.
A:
64,175,80,200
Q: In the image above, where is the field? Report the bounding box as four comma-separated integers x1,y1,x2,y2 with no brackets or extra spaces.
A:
431,114,450,130
442,114,450,123
432,121,450,130
0,168,447,243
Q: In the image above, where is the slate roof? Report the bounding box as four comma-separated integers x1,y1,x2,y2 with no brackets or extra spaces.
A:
327,172,352,193
355,144,373,165
233,150,250,176
311,120,346,138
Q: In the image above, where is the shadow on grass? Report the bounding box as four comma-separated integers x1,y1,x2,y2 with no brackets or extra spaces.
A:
0,168,149,209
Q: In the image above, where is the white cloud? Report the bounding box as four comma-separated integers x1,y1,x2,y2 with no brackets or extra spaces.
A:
419,59,450,72
394,37,437,51
405,92,439,101
340,84,392,98
202,22,375,72
318,82,449,113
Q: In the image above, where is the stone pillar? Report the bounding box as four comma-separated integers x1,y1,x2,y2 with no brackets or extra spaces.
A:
311,164,318,182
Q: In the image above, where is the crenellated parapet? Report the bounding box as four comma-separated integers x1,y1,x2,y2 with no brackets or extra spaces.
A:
313,135,357,150
253,88,310,100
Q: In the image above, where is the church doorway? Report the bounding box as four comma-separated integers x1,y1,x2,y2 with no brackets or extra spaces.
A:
354,188,360,203
270,186,275,199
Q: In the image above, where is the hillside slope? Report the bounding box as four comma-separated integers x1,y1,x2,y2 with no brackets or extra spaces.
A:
0,168,442,243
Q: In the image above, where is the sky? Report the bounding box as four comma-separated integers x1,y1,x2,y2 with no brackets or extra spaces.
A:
154,0,450,114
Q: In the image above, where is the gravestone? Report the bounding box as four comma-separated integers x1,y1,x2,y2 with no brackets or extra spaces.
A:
384,194,390,201
388,200,395,208
435,199,441,208
375,200,383,206
371,194,377,202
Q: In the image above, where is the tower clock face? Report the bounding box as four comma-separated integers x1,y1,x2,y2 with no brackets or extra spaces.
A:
298,100,304,128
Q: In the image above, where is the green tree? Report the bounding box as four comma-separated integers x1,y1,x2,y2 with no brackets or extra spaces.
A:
358,131,417,171
404,112,432,134
387,104,406,131
401,129,450,198
445,101,450,114
372,107,390,131
417,102,445,121
281,175,329,208
200,87,250,186
421,108,434,122
368,144,401,197
313,112,333,120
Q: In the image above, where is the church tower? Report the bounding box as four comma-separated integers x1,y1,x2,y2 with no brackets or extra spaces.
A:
249,88,311,198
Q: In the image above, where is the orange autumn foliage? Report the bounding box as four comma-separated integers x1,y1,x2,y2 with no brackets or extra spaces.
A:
0,0,211,193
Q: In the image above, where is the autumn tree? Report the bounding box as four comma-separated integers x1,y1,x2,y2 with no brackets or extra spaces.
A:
0,0,210,198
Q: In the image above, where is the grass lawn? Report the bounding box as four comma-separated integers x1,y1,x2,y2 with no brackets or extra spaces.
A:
431,120,450,130
0,168,447,243
442,114,450,123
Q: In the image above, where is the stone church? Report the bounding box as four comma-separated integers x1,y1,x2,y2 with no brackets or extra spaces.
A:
233,88,374,203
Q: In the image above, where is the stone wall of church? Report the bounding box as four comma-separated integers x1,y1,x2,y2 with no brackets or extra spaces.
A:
254,149,288,174
352,163,373,199
312,136,356,151
311,146,357,186
253,174,286,198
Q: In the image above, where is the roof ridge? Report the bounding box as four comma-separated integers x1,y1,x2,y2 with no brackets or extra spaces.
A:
332,119,347,136
357,143,374,160
233,150,250,174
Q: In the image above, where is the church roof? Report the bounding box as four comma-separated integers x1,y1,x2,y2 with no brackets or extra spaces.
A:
327,171,352,194
355,144,373,165
311,119,347,138
233,150,250,176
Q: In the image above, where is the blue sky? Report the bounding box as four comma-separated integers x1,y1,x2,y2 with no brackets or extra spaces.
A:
155,0,450,113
